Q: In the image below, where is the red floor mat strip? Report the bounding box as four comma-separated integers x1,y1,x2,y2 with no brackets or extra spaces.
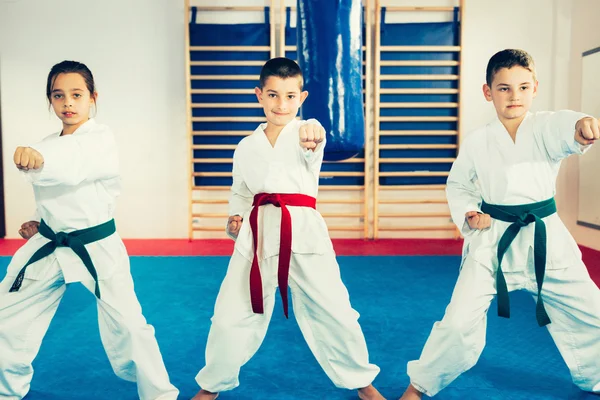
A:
0,238,464,256
1,238,598,283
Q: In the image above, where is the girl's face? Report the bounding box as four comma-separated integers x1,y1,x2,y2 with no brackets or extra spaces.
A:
49,72,96,134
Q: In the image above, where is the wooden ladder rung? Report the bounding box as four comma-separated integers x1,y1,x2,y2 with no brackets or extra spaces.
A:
191,75,259,80
320,186,365,191
378,185,446,190
383,6,456,12
190,46,270,51
377,225,456,231
379,171,449,177
192,199,228,204
191,116,265,122
321,172,365,177
379,116,458,122
378,199,447,204
379,130,458,136
193,6,269,11
379,144,457,149
321,213,363,218
193,172,231,177
192,103,262,108
380,102,458,108
192,226,227,232
380,88,459,94
193,131,253,136
380,60,459,67
378,212,451,218
190,61,265,66
192,145,237,150
381,74,459,81
317,199,364,204
327,226,364,231
193,186,230,191
378,158,455,163
192,158,232,163
192,213,228,218
286,45,367,51
193,171,365,178
191,89,256,94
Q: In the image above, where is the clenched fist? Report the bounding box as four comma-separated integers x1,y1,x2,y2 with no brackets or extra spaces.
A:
575,117,600,146
227,215,243,239
19,221,40,240
466,211,491,231
14,147,44,171
299,123,325,151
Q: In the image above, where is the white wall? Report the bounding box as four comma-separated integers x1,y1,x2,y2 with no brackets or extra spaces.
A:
0,0,188,238
557,0,600,250
1,0,590,241
460,0,566,134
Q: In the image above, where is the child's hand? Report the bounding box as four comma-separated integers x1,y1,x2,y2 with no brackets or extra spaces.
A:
19,221,40,240
227,215,243,239
299,123,325,151
465,211,491,230
14,147,44,171
575,117,600,145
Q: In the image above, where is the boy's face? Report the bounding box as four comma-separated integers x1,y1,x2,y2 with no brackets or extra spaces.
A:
255,76,308,127
483,66,538,121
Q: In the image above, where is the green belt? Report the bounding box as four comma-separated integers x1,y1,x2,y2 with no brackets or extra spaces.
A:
9,219,116,298
481,198,556,327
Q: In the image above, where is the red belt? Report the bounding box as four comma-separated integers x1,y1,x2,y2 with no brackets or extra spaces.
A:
249,193,317,318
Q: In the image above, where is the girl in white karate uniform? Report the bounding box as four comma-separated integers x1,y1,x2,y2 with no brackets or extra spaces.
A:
400,49,600,399
0,60,179,400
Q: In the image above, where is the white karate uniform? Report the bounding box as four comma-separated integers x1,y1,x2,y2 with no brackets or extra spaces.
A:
195,119,380,393
407,111,600,396
0,119,178,400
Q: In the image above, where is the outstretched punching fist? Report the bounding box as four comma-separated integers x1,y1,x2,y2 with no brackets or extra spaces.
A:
299,122,325,151
14,147,44,171
227,215,243,239
465,211,491,231
575,117,600,146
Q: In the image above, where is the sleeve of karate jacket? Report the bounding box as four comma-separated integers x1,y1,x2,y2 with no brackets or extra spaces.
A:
26,125,119,186
533,110,592,162
31,208,40,222
446,135,482,237
228,147,253,217
227,147,254,240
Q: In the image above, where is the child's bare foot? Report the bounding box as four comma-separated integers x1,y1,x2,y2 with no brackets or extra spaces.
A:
358,384,386,400
399,384,423,400
191,389,219,400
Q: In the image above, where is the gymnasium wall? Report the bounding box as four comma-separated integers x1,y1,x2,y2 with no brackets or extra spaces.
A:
0,0,590,241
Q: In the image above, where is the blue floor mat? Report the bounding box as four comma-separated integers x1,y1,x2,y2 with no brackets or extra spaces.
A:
0,255,596,400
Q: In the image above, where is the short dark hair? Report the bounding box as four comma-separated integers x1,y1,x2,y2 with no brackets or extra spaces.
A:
259,57,303,89
46,60,96,103
485,49,536,86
